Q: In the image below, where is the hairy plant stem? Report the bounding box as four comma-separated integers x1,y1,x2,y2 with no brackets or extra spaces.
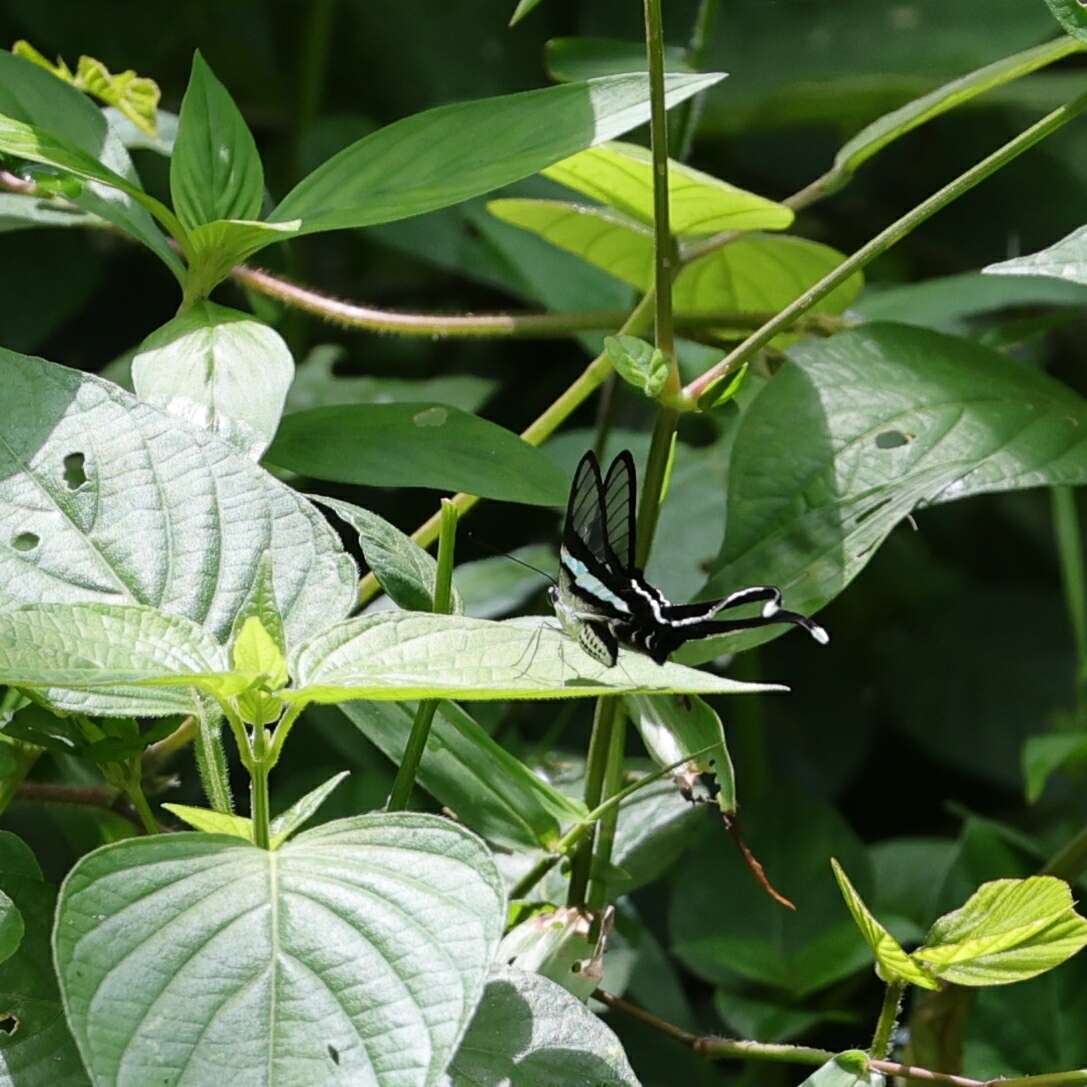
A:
871,980,906,1060
124,770,160,835
1051,486,1087,713
683,89,1087,403
386,499,458,811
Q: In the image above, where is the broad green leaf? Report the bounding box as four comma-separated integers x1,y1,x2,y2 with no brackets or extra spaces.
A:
798,1052,884,1087
488,200,860,325
605,335,669,399
714,982,856,1044
131,301,294,458
266,403,568,507
0,890,23,967
0,348,355,651
161,803,253,841
1024,732,1087,802
289,613,785,704
0,602,246,716
314,495,463,613
624,693,736,813
55,814,504,1087
287,344,496,414
689,325,1087,662
544,141,793,235
0,192,99,233
443,968,638,1086
670,792,872,997
268,770,350,842
184,218,302,298
0,52,182,278
0,831,88,1085
833,36,1084,181
340,699,585,850
830,859,939,990
1043,2,1087,41
546,37,693,83
915,876,1087,986
170,51,263,229
985,224,1087,286
270,73,722,235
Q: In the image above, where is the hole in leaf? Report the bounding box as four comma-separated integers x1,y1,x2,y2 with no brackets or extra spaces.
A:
0,1014,19,1036
63,452,88,489
327,1044,340,1066
11,532,39,553
875,430,910,450
854,497,893,526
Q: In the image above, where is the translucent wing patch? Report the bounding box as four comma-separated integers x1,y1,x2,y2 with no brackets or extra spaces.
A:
602,450,636,573
565,451,610,570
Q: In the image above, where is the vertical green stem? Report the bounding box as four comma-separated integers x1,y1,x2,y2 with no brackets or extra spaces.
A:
250,725,272,850
586,704,628,913
673,0,718,160
387,499,458,811
1051,486,1087,713
871,981,906,1060
124,768,160,835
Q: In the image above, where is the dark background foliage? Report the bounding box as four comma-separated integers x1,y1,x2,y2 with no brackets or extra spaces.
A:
2,2,1086,1083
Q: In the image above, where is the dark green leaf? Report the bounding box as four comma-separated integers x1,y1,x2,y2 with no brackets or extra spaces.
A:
170,51,264,229
266,403,569,507
270,73,722,235
1024,732,1087,802
1041,2,1087,41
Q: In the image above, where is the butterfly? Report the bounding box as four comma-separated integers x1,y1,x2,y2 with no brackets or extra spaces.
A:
549,449,829,667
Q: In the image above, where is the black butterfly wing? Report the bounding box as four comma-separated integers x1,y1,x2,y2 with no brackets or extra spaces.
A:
565,450,610,570
602,450,637,573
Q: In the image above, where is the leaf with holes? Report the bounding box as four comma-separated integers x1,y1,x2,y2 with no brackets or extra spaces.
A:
984,224,1087,287
543,141,792,235
914,877,1087,986
0,832,87,1085
0,348,356,663
269,73,721,235
288,613,785,704
131,302,294,458
266,403,568,507
54,814,504,1087
314,496,463,613
441,969,638,1086
685,324,1087,662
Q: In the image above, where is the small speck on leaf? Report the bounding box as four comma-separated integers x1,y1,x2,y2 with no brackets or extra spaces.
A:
875,430,910,450
11,532,39,552
413,407,448,428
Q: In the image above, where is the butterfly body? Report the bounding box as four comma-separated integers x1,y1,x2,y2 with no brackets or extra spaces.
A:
552,450,828,666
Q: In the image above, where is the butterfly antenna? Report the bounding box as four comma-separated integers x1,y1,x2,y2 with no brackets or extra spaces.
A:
464,530,558,586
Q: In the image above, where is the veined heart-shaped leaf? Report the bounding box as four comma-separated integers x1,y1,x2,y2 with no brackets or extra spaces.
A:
288,613,785,704
132,302,294,458
0,348,355,652
0,603,248,716
269,73,722,235
915,877,1087,986
686,324,1087,662
441,969,638,1086
55,814,504,1087
543,140,793,235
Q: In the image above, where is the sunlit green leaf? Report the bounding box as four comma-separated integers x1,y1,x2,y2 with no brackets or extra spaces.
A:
831,858,939,990
184,218,301,297
985,224,1087,287
266,403,569,507
289,613,785,705
267,771,350,843
55,815,504,1086
270,73,722,235
605,335,669,398
544,140,793,235
161,803,254,841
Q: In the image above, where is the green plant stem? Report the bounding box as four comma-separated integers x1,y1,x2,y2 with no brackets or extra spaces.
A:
294,0,335,178
871,980,906,1060
1051,486,1087,712
673,0,718,160
586,705,627,913
682,89,1087,403
386,499,459,810
249,728,272,851
124,771,160,836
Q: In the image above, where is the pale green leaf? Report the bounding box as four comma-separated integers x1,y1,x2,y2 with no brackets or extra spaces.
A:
55,814,504,1087
546,37,693,83
268,771,350,843
605,335,669,398
131,301,294,458
688,324,1087,662
0,192,99,233
231,616,288,690
1024,732,1087,803
797,1052,884,1087
984,224,1087,287
0,888,23,967
73,55,160,137
266,403,569,507
161,803,253,841
1042,2,1087,41
443,968,638,1086
171,51,263,229
185,218,301,296
0,51,182,278
340,700,585,850
830,859,939,990
270,73,722,235
915,876,1087,986
0,602,246,716
0,347,356,653
544,140,792,235
498,907,599,1002
488,199,861,325
314,495,463,613
289,613,785,704
103,106,178,155
834,37,1084,180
